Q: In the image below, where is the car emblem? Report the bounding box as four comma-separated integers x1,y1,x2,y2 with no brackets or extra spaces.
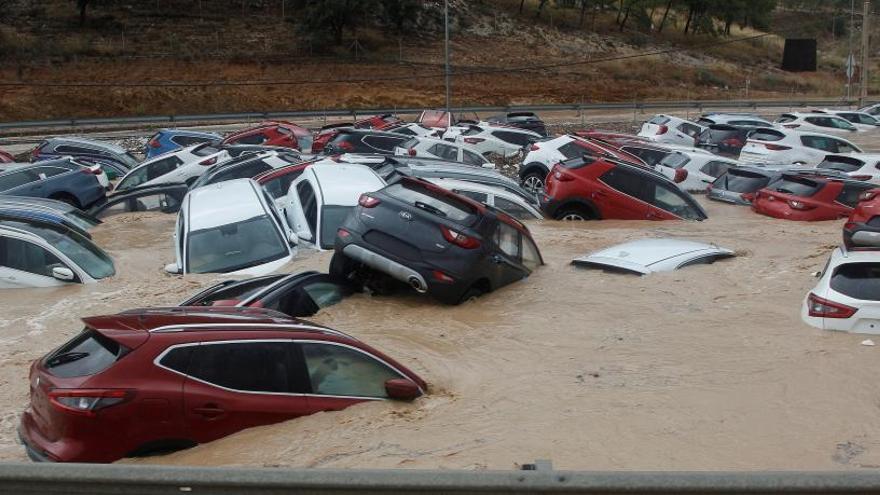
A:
399,211,413,221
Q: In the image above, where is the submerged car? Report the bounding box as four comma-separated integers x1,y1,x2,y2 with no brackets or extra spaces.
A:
843,189,880,249
166,179,296,276
486,111,548,137
88,183,188,220
332,177,543,305
31,137,139,172
221,121,313,153
394,136,493,168
655,151,740,192
426,178,544,220
708,166,848,206
0,195,101,233
572,239,734,275
638,114,705,146
114,143,231,192
751,174,874,221
180,271,348,317
816,154,880,183
0,161,106,209
802,247,880,334
0,218,115,289
144,129,221,159
18,306,425,462
739,128,862,167
188,150,302,190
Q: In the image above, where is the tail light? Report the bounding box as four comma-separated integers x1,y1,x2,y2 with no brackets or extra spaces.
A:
463,137,485,145
337,228,351,239
553,167,574,182
844,221,857,230
358,194,380,208
741,192,756,202
764,143,792,151
81,165,103,175
529,143,540,151
148,137,161,148
48,389,134,417
673,168,688,183
408,148,417,156
859,190,879,201
656,125,669,135
788,200,815,210
432,270,455,283
337,141,355,151
199,156,217,166
440,225,480,249
807,293,856,318
721,138,743,147
30,147,40,158
851,175,872,181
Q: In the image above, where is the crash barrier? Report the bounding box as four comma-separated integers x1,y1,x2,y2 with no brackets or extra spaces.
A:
3,462,880,494
0,98,865,131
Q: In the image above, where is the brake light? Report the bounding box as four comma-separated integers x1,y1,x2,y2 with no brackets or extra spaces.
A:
440,225,480,249
432,270,455,283
529,143,540,151
844,221,857,230
741,192,756,202
721,138,743,147
337,228,351,239
358,194,380,208
764,143,791,151
337,141,354,151
674,168,688,183
851,175,872,181
807,293,856,318
656,125,668,135
788,200,815,210
199,156,217,166
463,137,485,145
859,190,879,201
408,148,417,156
48,389,133,417
148,137,161,148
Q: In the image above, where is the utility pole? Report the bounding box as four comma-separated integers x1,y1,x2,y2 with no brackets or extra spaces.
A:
860,0,870,106
444,0,451,113
848,0,855,100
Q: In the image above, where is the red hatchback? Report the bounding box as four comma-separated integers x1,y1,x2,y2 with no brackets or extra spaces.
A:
19,307,425,463
752,174,874,221
540,156,707,221
221,121,313,152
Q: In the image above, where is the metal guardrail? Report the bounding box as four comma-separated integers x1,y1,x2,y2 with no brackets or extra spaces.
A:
0,98,863,131
2,463,880,494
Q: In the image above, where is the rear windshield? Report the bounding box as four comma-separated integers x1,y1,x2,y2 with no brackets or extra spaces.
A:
817,157,864,173
831,263,880,301
715,169,770,193
648,115,671,125
749,129,785,142
385,181,478,225
400,138,419,149
44,329,127,378
193,144,221,157
659,153,690,169
769,176,822,197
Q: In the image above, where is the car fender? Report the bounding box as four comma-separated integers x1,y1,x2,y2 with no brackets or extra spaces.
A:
519,162,549,180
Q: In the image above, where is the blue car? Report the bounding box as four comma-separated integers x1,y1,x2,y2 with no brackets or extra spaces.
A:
145,129,221,159
0,160,106,209
0,206,93,239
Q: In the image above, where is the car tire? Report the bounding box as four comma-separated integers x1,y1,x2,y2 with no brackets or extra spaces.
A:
49,193,81,209
329,252,360,285
555,206,594,221
457,286,485,305
521,167,547,194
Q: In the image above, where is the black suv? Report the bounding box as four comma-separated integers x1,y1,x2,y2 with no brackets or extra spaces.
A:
331,177,543,305
487,112,548,137
322,129,410,155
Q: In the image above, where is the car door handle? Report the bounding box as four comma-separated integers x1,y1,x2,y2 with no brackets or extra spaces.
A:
491,254,505,265
193,405,225,419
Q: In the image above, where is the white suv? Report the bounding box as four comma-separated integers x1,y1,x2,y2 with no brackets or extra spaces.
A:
655,150,740,192
816,154,880,183
739,128,862,167
450,124,542,158
394,136,493,168
802,247,880,334
638,114,705,146
114,143,231,192
776,112,859,134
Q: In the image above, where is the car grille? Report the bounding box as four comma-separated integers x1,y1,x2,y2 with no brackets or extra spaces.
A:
363,230,422,261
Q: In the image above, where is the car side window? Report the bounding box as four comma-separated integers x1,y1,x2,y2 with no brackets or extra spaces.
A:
99,192,181,217
56,145,96,154
427,143,459,161
494,197,534,219
558,141,585,160
453,189,488,203
0,171,35,191
677,122,701,137
117,166,151,190
493,221,521,259
491,130,531,146
620,147,666,166
462,150,486,166
836,184,873,208
835,140,858,154
172,136,209,147
187,342,295,393
31,166,70,178
232,133,268,145
212,161,272,184
700,161,733,178
801,136,837,152
263,170,303,199
0,236,68,278
300,342,401,398
521,235,542,271
158,346,193,373
599,167,649,202
648,181,702,220
296,181,318,241
147,156,184,180
363,135,404,153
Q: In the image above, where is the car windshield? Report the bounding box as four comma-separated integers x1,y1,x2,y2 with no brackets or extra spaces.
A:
716,169,771,193
770,176,822,197
186,215,288,273
13,221,115,279
659,152,690,169
122,152,140,168
831,263,880,301
817,157,863,172
320,205,354,249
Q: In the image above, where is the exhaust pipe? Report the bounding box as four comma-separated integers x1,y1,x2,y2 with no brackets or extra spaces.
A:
343,244,429,294
408,276,427,293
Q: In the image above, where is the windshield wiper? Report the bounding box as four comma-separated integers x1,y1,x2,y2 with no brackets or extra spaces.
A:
46,352,89,368
414,201,446,217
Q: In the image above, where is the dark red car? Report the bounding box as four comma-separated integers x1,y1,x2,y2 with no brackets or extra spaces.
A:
752,174,874,221
19,306,425,463
355,114,403,130
221,121,312,152
0,149,14,163
539,156,707,221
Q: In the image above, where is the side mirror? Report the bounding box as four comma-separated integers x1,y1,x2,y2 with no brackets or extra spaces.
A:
164,262,182,275
812,271,822,278
384,378,421,401
51,266,75,282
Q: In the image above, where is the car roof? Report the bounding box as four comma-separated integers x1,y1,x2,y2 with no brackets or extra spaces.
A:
572,239,734,275
835,245,880,264
159,128,221,137
186,179,266,230
0,195,76,211
0,162,73,178
309,163,384,205
86,306,293,330
47,136,127,154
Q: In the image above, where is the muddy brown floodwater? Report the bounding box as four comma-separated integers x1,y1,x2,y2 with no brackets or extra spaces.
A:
3,196,880,470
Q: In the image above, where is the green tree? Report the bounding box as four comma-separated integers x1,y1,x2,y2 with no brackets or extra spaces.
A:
380,0,421,34
295,0,371,45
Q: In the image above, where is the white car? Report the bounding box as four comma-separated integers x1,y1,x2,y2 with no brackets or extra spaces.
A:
655,150,740,192
0,219,115,288
394,136,493,168
451,123,542,158
285,163,386,250
571,239,734,275
382,123,439,138
820,110,880,131
775,112,859,134
695,113,776,129
425,178,543,220
858,103,880,116
638,114,705,146
739,128,862,167
114,143,231,192
802,247,880,334
166,178,295,276
816,154,880,183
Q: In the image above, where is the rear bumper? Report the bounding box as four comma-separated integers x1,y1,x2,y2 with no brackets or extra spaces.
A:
18,427,53,463
706,189,751,206
752,200,840,221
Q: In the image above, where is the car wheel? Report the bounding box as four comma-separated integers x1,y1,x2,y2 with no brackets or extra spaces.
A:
49,193,81,209
555,206,593,221
521,170,546,194
329,252,360,285
457,285,485,304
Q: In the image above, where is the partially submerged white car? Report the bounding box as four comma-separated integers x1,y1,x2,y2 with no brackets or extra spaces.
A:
776,112,859,134
655,150,741,192
450,123,542,158
114,143,231,192
638,114,705,146
739,128,862,167
816,154,880,184
571,239,734,275
166,178,296,276
802,247,880,334
394,136,493,168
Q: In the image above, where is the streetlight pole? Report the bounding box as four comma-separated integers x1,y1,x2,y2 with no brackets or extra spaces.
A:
860,0,870,106
444,0,451,113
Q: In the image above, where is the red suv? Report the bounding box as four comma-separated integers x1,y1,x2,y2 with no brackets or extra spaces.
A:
221,121,313,152
751,174,874,221
843,189,880,248
19,306,425,463
540,156,707,221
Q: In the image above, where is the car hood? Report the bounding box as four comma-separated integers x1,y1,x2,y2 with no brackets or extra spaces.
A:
572,238,734,274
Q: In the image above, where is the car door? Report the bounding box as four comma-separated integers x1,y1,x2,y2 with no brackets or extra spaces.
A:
286,178,317,244
298,341,410,413
644,179,706,220
255,273,347,317
488,221,530,288
673,122,701,145
180,340,312,444
92,186,187,219
799,136,834,164
0,235,77,288
596,166,656,219
426,143,459,161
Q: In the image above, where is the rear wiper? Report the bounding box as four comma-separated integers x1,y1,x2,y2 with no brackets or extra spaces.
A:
46,352,89,368
413,201,446,217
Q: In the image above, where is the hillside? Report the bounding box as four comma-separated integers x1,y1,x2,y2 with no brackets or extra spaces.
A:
0,0,860,121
